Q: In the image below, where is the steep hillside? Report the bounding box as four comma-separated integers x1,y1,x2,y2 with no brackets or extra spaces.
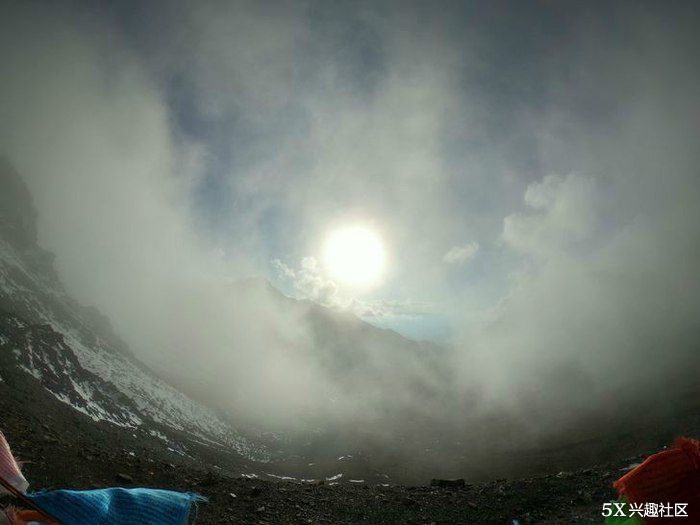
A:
0,161,266,463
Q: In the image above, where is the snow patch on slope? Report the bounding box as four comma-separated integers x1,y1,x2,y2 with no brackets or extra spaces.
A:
0,237,267,460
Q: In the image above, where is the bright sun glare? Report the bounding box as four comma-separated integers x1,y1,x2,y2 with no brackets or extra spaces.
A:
323,226,386,287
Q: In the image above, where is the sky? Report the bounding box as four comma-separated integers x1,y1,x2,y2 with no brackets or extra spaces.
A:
2,0,700,431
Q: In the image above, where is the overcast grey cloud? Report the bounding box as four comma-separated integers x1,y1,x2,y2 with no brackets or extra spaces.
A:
2,0,700,442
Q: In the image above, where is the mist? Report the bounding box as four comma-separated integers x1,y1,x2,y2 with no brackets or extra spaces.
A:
2,0,700,465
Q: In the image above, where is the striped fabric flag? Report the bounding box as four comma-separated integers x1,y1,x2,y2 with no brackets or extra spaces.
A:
0,432,29,495
26,488,205,525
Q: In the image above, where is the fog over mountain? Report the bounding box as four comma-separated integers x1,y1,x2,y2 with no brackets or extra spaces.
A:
2,0,700,469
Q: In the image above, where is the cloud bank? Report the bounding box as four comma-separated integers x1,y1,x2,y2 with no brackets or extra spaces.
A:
2,0,700,450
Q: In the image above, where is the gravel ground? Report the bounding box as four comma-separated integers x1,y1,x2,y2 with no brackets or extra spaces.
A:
0,398,630,524
3,366,699,523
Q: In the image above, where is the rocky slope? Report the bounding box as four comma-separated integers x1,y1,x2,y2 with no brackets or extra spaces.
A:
0,160,266,464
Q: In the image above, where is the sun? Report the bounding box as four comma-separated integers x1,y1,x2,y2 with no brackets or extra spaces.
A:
323,226,386,287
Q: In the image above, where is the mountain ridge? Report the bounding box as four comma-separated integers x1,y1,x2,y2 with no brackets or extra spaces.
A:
0,161,267,464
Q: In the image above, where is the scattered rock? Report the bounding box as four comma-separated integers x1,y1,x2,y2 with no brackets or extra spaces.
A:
430,478,466,488
115,473,133,484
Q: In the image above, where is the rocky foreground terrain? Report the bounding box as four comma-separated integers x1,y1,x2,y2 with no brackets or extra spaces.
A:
7,384,694,524
0,395,618,525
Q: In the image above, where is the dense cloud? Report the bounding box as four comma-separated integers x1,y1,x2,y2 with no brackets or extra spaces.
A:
2,0,700,446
